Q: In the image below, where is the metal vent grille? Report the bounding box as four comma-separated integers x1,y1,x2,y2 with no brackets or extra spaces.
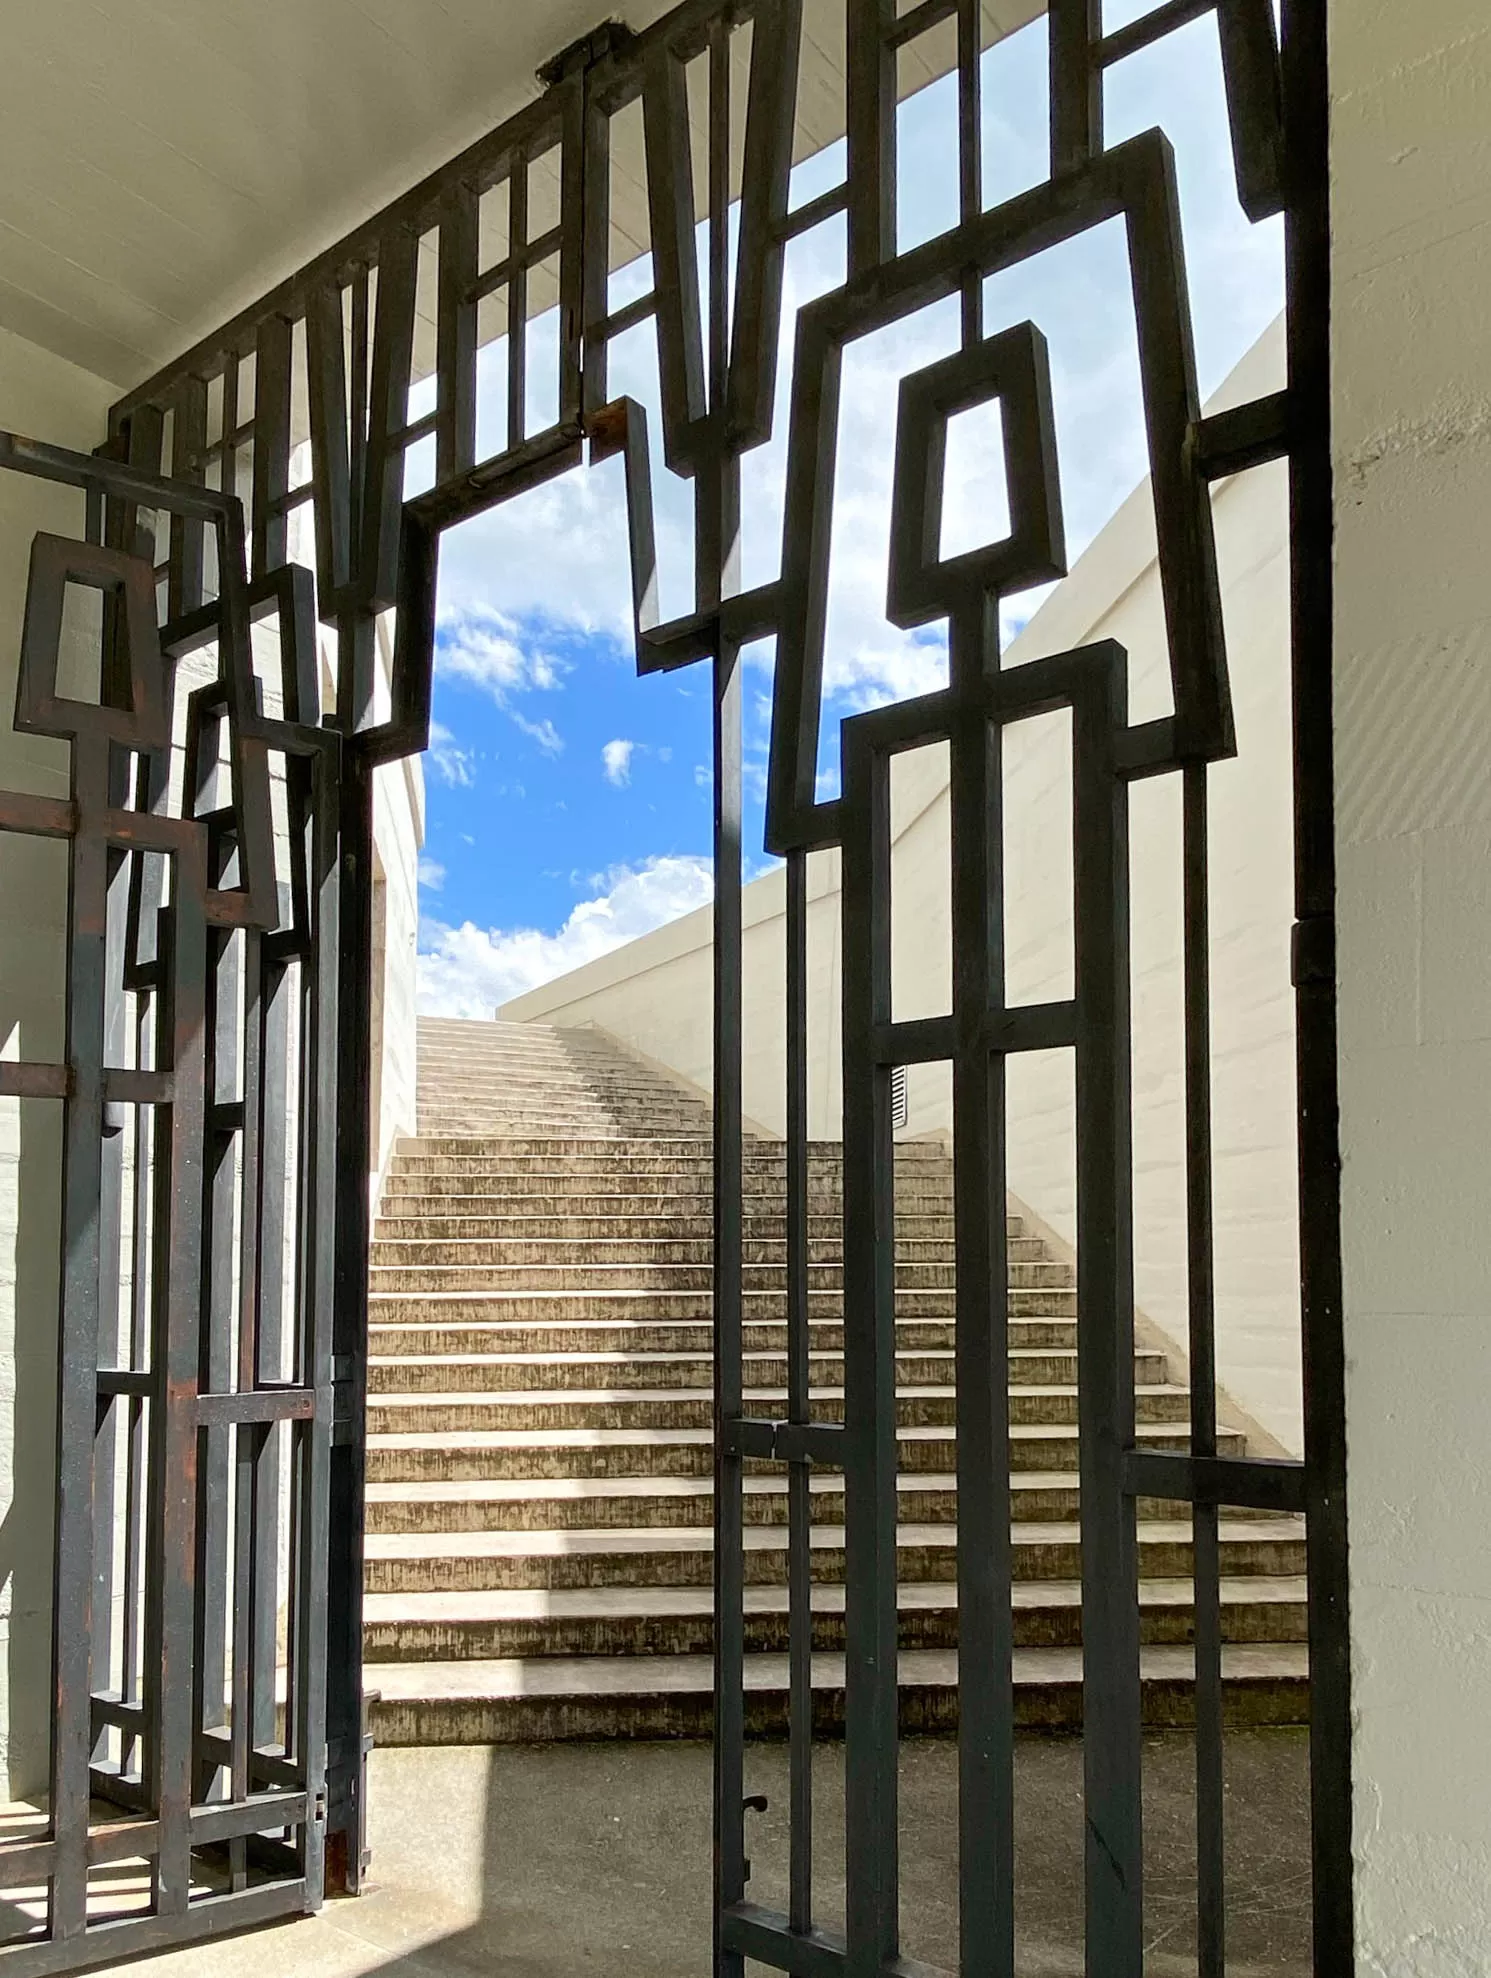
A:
890,1064,908,1132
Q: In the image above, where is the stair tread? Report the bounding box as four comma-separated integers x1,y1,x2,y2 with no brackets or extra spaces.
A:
368,1382,1187,1407
367,1641,1309,1700
363,1516,1304,1559
363,1574,1308,1624
367,1420,1199,1450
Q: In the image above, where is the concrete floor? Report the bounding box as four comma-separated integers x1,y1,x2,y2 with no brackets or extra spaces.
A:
117,1733,1312,1976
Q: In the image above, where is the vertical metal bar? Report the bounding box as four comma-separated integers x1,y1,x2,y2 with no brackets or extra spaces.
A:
325,685,373,1895
1281,0,1353,1966
1072,654,1143,1976
155,845,209,1914
1048,0,1103,178
845,0,896,277
726,0,802,448
579,67,614,420
508,162,530,449
707,25,747,1975
841,729,899,1978
349,268,370,558
358,227,419,609
306,284,353,603
436,184,479,482
221,360,240,509
295,738,341,1906
557,80,587,430
785,848,814,1934
168,379,208,619
951,625,1014,1978
643,47,706,470
956,0,982,230
253,958,293,1754
1182,762,1226,1978
230,928,266,1845
49,735,111,1942
253,315,294,574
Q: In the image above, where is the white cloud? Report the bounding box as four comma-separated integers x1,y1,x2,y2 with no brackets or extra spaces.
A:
418,856,445,891
427,720,476,787
512,712,564,756
437,602,564,701
418,854,715,1017
602,738,636,786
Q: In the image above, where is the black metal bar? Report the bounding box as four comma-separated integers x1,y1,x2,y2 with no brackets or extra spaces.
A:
887,0,958,51
49,733,110,1942
1182,763,1225,1978
1071,649,1143,1974
1195,390,1290,478
252,315,293,573
1048,0,1102,177
840,721,900,1976
324,684,373,1895
507,158,530,450
727,0,802,449
845,0,896,277
785,848,813,1934
1124,1448,1308,1514
1097,0,1213,67
437,183,479,481
951,628,1014,1977
1282,0,1354,1967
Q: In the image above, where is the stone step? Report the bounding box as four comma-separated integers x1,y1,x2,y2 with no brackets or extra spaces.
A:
364,1384,1193,1435
367,1291,1077,1325
390,1140,952,1166
361,1518,1306,1596
367,1237,1014,1270
363,1467,1285,1535
365,1288,984,1322
365,1316,1077,1355
367,1263,1054,1294
367,1642,1309,1742
372,1213,982,1243
365,1346,1162,1394
362,1573,1308,1659
365,1420,1244,1483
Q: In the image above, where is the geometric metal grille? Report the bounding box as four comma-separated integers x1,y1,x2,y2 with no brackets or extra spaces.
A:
30,0,1349,1973
0,435,339,1972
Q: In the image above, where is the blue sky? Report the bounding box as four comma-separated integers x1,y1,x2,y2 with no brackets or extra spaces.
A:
413,10,1284,1017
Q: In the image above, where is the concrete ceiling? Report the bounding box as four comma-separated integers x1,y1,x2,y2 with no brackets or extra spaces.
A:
2,0,1042,393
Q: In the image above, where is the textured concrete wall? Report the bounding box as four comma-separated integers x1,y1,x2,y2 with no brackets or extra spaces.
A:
1332,2,1491,1967
503,322,1303,1451
0,328,116,1798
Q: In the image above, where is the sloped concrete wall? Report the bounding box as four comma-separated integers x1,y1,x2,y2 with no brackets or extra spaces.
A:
1332,2,1491,1967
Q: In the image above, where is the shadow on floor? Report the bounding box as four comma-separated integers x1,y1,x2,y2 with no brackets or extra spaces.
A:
114,1732,1313,1977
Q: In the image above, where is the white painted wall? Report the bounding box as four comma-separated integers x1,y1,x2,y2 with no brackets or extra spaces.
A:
1332,3,1491,1967
504,319,1302,1453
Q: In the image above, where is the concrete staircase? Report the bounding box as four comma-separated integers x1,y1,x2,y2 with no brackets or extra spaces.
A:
365,1018,1308,1742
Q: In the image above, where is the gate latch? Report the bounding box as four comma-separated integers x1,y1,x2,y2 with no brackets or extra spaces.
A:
743,1794,769,1882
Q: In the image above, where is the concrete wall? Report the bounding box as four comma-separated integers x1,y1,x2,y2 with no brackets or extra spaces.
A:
504,320,1302,1453
1332,2,1491,1967
0,328,117,1798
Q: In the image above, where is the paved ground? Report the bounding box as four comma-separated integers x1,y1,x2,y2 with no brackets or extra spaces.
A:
114,1732,1312,1976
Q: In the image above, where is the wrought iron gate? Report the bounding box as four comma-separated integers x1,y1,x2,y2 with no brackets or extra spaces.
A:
1,0,1345,1970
